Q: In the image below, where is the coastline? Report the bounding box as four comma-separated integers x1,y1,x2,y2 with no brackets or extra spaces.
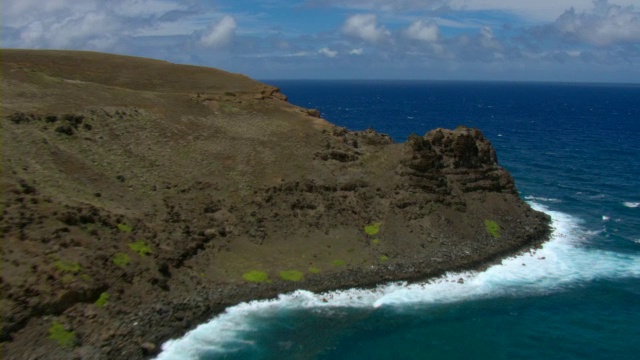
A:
144,211,551,358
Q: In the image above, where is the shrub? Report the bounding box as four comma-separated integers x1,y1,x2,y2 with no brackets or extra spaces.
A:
364,222,382,236
95,292,109,308
332,259,345,267
279,270,304,282
54,125,74,136
45,115,58,123
128,241,151,256
484,220,501,238
117,223,132,232
54,260,81,273
379,255,389,262
112,253,131,267
62,114,84,127
242,270,270,283
48,321,76,347
8,112,31,124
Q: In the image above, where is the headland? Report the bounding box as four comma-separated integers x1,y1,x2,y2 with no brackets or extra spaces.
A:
1,50,550,359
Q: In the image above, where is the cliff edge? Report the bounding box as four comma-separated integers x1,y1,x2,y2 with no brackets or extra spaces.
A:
1,50,550,359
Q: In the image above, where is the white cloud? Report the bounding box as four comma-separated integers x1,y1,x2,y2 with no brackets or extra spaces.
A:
112,0,182,18
342,14,389,42
350,48,364,55
552,0,640,46
200,15,237,48
404,20,439,42
308,0,447,12
0,0,219,50
288,51,312,57
449,0,638,21
479,26,501,49
318,47,338,57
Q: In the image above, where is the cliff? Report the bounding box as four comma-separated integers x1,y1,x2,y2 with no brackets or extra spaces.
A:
0,50,550,359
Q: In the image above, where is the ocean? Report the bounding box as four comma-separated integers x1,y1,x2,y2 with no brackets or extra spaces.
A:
156,81,640,359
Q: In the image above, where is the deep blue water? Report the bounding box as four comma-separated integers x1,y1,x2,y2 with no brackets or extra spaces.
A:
158,81,640,359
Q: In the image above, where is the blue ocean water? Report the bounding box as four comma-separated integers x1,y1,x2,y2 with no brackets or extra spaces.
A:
157,81,640,359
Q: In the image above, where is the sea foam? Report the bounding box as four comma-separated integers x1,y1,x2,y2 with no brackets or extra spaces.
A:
155,202,640,360
623,201,639,208
524,195,562,203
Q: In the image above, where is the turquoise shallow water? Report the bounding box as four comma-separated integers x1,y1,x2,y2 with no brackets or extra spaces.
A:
157,81,640,360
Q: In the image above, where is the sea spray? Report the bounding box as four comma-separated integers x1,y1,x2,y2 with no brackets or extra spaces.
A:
156,202,640,359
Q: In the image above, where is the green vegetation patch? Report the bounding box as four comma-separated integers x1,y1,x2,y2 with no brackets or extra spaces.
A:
48,321,76,347
128,241,152,256
95,292,110,308
372,239,381,245
112,253,131,267
332,259,346,267
308,267,321,274
54,260,81,273
379,255,389,262
243,270,270,283
117,223,133,233
484,220,501,238
280,270,304,282
364,222,382,236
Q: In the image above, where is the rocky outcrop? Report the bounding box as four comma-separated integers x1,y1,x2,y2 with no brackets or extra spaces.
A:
399,126,516,195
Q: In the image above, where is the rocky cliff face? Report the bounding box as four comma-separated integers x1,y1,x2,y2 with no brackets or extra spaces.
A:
1,50,549,359
400,127,516,195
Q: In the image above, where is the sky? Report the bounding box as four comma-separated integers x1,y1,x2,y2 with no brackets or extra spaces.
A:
2,0,640,82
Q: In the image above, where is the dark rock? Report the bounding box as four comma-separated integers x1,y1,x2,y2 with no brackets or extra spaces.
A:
140,342,158,356
306,109,321,117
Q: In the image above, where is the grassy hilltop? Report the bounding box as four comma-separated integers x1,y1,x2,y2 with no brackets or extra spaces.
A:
1,50,549,359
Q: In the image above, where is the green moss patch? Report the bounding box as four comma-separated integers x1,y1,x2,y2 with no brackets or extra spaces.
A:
372,239,380,245
332,259,345,267
308,267,321,274
112,253,131,267
117,223,133,233
379,255,389,262
280,270,304,282
95,292,110,308
48,321,76,347
484,220,501,238
128,241,152,256
54,260,81,273
243,270,270,283
364,222,382,236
